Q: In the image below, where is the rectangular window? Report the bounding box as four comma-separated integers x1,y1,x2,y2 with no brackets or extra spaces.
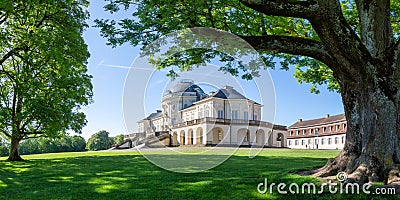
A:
217,110,224,118
232,110,238,119
289,140,292,146
205,110,210,117
328,138,332,144
244,111,248,120
335,137,338,144
253,115,258,120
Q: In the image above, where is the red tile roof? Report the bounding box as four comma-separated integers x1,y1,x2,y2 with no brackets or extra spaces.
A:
288,113,346,128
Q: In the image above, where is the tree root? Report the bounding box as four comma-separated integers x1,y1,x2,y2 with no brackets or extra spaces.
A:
297,152,400,186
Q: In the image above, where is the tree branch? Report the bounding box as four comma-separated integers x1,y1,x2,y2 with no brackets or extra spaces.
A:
355,0,392,58
0,12,7,25
306,0,370,77
0,129,12,138
0,50,15,66
239,0,319,19
238,35,335,66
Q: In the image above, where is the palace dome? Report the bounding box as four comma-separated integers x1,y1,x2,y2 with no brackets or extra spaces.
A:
170,79,202,93
163,79,205,97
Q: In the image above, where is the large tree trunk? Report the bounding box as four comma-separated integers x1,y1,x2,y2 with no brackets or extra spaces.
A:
8,138,23,161
312,74,400,184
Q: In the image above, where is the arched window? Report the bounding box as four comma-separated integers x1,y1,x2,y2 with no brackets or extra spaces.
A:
277,134,282,141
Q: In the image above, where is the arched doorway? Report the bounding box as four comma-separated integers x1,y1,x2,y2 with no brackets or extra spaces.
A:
180,130,185,145
172,132,178,146
267,131,273,146
196,127,203,145
256,129,265,146
237,129,250,145
212,127,223,144
188,129,194,145
277,133,284,147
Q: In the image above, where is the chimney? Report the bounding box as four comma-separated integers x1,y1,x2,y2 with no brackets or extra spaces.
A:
325,114,330,118
298,119,302,122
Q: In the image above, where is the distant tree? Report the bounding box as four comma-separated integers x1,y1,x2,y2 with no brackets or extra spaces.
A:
71,136,86,152
0,138,9,157
19,135,86,155
0,0,93,161
112,134,125,146
86,130,112,151
19,138,40,155
37,138,58,153
58,136,73,152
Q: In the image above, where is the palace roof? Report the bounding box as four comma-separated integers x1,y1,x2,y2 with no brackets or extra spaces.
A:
289,113,346,128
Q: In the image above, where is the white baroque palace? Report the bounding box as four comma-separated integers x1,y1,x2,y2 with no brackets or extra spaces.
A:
133,79,287,147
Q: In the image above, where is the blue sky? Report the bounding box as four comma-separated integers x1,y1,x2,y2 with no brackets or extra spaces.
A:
80,1,344,139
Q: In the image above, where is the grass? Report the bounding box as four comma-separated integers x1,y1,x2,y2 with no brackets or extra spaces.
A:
0,148,397,199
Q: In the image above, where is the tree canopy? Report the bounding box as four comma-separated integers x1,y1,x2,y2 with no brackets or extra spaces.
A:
0,0,93,160
86,130,113,151
95,0,398,93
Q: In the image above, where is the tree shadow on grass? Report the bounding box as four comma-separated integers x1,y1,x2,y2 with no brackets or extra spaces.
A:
0,153,396,200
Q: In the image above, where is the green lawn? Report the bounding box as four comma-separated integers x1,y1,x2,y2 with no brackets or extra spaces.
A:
0,148,397,199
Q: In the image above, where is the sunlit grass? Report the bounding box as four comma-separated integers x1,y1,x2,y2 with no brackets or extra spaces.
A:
0,149,396,199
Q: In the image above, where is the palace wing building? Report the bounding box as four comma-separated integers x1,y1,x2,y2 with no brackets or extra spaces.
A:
287,114,347,149
131,79,287,147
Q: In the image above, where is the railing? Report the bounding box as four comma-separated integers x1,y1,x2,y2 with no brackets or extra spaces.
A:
171,117,273,128
124,132,146,139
